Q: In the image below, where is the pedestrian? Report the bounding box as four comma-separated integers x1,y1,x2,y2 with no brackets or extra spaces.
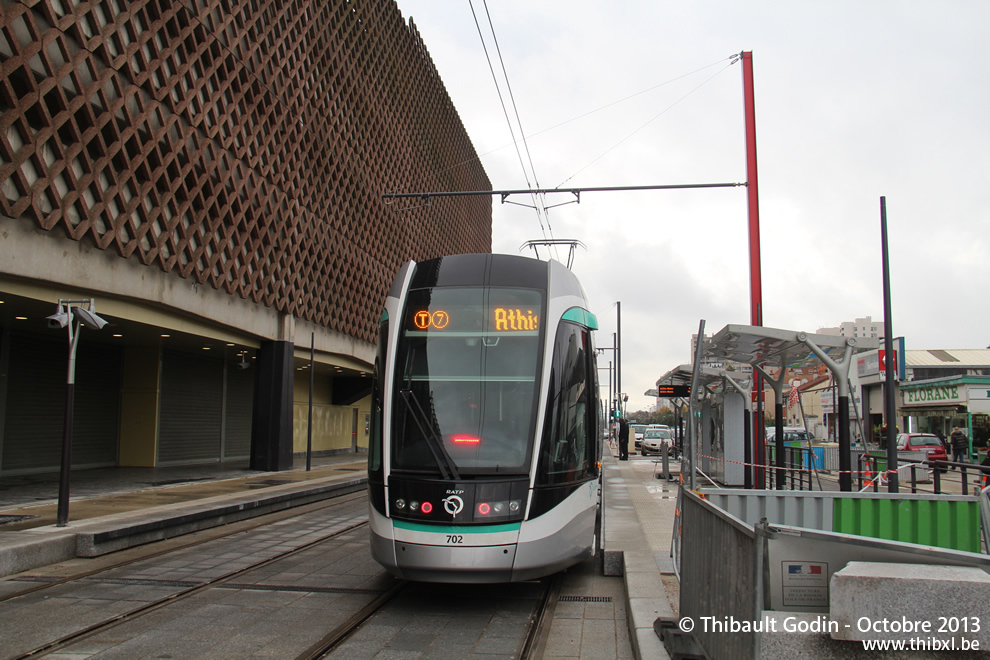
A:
618,417,629,461
950,427,969,468
935,430,947,451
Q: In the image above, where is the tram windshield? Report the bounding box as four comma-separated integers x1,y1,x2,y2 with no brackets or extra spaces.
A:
392,286,543,476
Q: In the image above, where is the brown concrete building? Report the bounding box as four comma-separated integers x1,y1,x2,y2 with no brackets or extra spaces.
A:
0,1,491,475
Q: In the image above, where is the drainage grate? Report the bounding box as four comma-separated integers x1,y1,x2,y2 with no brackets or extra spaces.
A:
559,595,613,603
84,577,201,588
145,478,211,487
0,515,39,526
247,479,294,486
221,583,382,595
12,576,58,583
81,577,381,596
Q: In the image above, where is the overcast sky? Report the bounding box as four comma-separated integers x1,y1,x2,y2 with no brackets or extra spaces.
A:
392,0,990,413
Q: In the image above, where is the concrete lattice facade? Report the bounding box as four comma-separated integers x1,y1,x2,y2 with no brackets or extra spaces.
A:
1,0,491,342
0,0,491,473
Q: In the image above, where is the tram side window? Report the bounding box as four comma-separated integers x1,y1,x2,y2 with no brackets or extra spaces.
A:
537,322,591,485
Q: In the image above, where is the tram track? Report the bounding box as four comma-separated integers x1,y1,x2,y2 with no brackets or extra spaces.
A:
294,579,408,660
297,572,563,660
0,490,368,606
7,495,376,659
519,573,562,660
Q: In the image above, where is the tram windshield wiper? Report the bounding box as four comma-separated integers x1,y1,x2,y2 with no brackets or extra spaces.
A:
398,388,460,481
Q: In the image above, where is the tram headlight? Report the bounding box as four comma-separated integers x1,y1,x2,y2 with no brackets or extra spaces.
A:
509,500,521,512
421,501,433,514
478,502,491,515
493,501,505,513
395,498,406,510
410,501,420,512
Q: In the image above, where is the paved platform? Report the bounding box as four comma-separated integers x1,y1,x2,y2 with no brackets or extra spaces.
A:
0,454,368,575
601,448,680,660
0,448,681,659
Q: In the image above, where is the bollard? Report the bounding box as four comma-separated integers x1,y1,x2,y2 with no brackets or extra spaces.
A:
660,442,670,480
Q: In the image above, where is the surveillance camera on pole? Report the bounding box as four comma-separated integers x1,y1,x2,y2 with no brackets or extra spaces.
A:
50,297,108,527
46,305,70,329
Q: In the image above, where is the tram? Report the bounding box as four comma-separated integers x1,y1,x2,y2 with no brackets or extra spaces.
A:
368,253,603,583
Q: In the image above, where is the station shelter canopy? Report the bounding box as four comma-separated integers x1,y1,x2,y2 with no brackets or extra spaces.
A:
703,324,878,372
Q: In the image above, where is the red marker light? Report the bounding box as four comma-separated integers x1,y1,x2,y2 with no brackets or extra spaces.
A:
421,501,433,514
452,434,481,444
478,502,491,515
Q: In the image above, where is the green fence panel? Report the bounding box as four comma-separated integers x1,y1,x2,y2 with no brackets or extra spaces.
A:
833,497,981,553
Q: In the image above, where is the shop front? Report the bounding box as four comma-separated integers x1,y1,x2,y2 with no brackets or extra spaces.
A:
899,376,990,456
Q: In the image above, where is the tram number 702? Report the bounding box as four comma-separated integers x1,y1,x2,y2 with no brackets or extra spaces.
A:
446,535,464,544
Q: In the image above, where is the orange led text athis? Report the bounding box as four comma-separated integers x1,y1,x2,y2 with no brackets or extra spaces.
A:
494,308,538,331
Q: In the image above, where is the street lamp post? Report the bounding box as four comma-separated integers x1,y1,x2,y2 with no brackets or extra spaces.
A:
48,299,108,527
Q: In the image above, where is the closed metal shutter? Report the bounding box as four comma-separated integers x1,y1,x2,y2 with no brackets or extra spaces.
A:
223,364,254,460
158,350,222,464
2,334,121,474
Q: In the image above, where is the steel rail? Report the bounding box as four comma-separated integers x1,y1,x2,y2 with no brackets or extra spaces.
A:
294,579,408,660
13,517,370,659
0,490,367,605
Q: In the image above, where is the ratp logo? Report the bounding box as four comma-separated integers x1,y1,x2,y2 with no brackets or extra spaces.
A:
442,495,464,515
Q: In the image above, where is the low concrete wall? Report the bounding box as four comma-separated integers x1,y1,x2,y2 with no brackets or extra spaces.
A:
831,561,990,648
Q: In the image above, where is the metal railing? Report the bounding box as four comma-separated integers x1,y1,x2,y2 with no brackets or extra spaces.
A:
674,487,990,658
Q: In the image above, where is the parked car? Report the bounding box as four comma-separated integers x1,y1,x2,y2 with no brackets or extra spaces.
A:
896,433,948,471
766,426,813,444
629,424,648,450
641,428,673,456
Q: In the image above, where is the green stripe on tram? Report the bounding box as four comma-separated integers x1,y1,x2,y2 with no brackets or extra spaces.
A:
393,520,521,534
379,310,388,324
562,307,598,330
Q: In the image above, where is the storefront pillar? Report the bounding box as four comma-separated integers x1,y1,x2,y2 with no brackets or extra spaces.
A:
251,339,294,471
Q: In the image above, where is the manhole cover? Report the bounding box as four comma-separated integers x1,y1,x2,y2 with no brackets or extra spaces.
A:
146,477,211,487
0,515,39,526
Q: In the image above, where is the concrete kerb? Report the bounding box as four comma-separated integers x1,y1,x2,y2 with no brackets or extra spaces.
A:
0,531,76,577
624,550,675,660
0,474,367,577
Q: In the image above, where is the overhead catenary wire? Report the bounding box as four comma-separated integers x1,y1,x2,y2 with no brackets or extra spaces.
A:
481,2,553,236
469,0,555,256
556,58,739,189
401,55,736,200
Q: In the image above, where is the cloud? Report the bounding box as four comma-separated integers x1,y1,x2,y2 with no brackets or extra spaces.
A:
396,0,990,411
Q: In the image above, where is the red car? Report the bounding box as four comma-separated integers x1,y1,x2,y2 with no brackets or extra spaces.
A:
896,433,948,470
